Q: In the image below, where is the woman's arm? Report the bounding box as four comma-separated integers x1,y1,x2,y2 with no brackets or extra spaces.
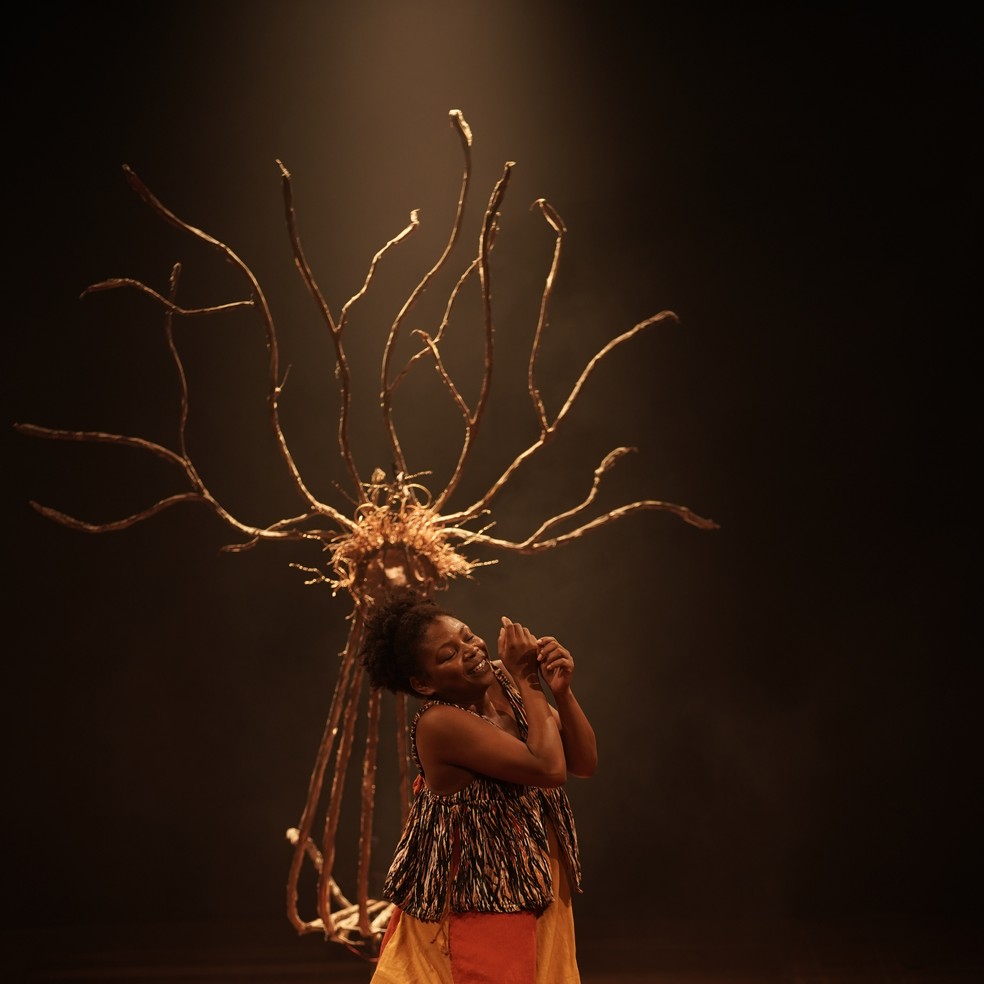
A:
500,616,568,780
415,704,567,791
538,636,598,778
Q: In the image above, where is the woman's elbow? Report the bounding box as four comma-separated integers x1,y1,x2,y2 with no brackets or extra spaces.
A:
533,758,568,788
542,767,568,788
568,748,598,779
568,761,598,780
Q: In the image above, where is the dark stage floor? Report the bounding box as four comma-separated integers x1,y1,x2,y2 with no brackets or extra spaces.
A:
4,914,981,983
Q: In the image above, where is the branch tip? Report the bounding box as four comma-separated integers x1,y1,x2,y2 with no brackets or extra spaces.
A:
449,109,472,145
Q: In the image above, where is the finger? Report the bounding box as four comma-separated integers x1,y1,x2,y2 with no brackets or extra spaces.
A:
544,654,572,673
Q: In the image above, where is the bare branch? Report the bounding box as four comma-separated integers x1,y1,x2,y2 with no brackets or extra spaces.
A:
413,330,470,418
445,497,719,554
26,491,326,546
28,493,210,533
277,162,338,340
528,198,567,431
81,277,255,316
278,160,364,502
381,109,474,481
516,446,636,547
286,619,364,937
556,310,680,428
15,422,186,468
163,264,192,459
318,648,365,942
220,516,333,553
433,161,514,512
340,212,421,326
357,686,382,938
388,254,482,393
14,422,344,546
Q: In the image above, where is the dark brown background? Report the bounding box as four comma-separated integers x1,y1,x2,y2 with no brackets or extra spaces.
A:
5,1,981,978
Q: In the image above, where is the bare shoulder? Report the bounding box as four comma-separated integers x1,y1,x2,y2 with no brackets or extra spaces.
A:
415,701,480,738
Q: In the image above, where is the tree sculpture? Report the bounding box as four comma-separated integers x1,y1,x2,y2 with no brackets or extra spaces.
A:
16,109,717,958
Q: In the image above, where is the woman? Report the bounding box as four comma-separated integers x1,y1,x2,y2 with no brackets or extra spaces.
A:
361,589,597,983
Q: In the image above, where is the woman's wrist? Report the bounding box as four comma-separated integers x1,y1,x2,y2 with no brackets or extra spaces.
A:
515,664,543,689
552,687,575,706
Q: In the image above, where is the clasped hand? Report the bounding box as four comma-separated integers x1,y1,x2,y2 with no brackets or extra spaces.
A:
499,616,575,697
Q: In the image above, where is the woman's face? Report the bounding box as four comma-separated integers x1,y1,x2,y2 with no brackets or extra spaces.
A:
410,614,493,702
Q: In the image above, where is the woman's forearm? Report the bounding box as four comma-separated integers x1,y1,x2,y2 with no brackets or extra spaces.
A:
516,672,567,784
553,688,598,778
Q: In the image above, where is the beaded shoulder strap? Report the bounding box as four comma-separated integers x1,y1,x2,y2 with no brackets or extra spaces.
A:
491,663,529,741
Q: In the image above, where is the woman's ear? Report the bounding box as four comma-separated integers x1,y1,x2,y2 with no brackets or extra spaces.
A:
409,674,435,697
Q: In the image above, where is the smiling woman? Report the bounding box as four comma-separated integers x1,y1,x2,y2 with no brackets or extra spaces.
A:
359,588,597,983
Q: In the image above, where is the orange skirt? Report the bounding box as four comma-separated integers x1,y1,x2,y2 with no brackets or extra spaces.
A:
370,823,579,983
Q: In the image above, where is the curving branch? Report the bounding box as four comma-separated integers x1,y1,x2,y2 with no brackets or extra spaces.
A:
286,618,364,940
278,160,364,503
528,197,566,432
15,422,331,546
431,161,513,512
380,109,474,483
445,497,719,555
82,277,254,318
514,446,638,547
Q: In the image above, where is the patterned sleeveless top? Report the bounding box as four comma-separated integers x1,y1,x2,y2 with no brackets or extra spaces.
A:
382,664,583,922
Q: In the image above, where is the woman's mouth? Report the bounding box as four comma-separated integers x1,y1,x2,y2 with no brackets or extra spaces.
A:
467,657,489,676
